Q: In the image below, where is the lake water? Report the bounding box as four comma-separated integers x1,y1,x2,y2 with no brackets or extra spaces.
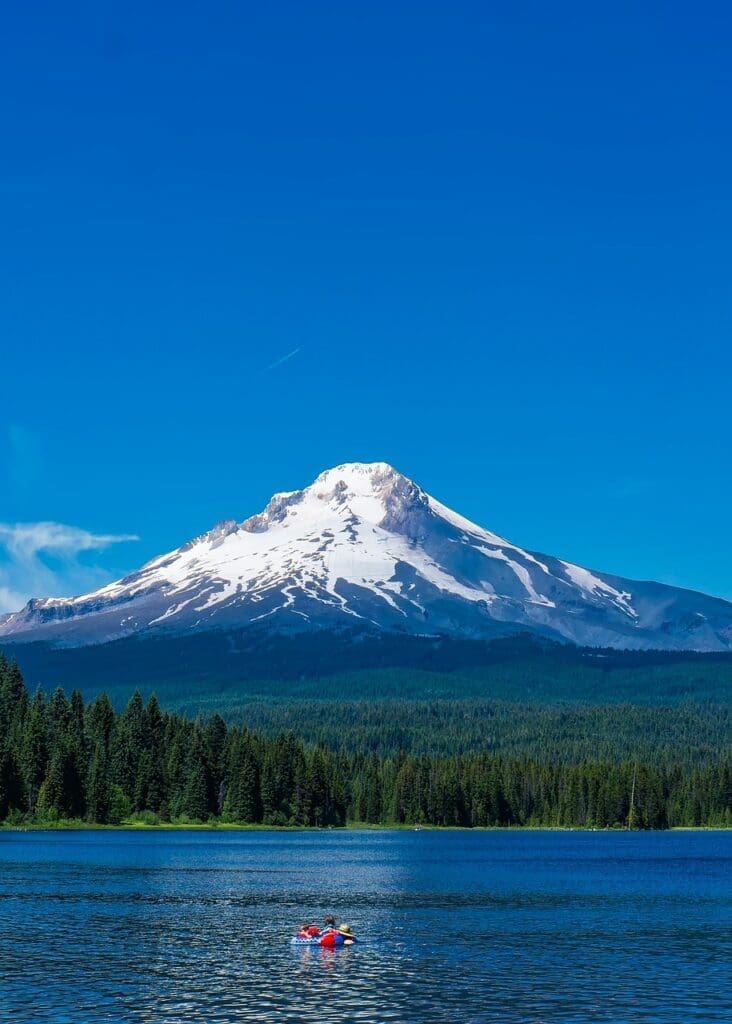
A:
0,830,729,1023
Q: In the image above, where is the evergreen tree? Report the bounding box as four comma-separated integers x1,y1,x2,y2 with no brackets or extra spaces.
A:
20,689,48,814
223,736,260,823
182,761,208,821
86,693,115,754
86,742,112,824
0,744,23,818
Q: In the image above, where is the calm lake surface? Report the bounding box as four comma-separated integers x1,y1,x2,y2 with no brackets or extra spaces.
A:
0,830,729,1023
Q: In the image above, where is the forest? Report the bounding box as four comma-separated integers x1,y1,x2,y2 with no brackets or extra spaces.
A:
10,629,732,709
197,698,729,766
0,655,729,830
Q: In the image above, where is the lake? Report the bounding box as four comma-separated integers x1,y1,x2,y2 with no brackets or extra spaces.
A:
0,830,729,1023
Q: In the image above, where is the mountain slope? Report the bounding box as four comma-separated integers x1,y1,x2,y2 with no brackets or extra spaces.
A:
1,462,731,651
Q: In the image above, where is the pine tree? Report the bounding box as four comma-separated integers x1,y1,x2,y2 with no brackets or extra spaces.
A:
224,739,261,823
0,659,27,739
20,689,48,814
142,694,166,811
86,693,115,754
112,690,145,796
0,744,23,819
182,763,208,821
86,742,112,823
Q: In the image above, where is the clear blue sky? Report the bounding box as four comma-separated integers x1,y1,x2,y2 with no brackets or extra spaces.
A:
1,2,731,610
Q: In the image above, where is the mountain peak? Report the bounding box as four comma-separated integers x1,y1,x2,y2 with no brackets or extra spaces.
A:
313,461,425,518
313,461,404,489
243,462,423,534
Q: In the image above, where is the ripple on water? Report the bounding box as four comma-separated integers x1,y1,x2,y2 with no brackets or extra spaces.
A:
0,830,730,1023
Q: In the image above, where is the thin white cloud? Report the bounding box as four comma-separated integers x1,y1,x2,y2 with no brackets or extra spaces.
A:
0,522,138,559
0,522,138,614
264,347,301,372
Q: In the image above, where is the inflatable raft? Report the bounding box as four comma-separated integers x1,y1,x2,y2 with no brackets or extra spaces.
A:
291,933,357,947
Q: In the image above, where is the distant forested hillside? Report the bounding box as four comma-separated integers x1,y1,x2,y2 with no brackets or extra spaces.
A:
173,698,729,767
5,630,732,707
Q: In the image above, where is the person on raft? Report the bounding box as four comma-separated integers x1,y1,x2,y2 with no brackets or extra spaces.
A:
297,922,321,939
318,922,356,947
317,915,338,941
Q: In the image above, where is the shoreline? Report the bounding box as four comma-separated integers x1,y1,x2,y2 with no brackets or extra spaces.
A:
1,821,728,834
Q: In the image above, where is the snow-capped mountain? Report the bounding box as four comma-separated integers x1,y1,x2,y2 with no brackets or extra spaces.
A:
2,462,731,651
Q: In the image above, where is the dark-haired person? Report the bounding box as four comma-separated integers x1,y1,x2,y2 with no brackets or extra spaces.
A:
317,915,337,946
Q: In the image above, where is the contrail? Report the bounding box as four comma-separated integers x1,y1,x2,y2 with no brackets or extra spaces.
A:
265,347,301,372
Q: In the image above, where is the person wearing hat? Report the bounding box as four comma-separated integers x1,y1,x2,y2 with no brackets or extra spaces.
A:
318,921,357,947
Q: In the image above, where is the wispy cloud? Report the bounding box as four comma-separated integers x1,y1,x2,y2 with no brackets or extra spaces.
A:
0,522,138,613
264,347,301,372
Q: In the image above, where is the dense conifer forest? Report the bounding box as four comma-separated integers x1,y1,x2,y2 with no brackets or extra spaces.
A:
0,655,729,829
199,698,729,766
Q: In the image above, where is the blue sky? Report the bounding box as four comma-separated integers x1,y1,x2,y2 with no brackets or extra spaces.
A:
1,2,731,610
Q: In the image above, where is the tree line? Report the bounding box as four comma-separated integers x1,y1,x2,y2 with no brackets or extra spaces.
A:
208,697,729,766
0,656,729,829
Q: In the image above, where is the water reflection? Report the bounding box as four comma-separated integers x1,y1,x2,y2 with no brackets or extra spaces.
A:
0,830,729,1023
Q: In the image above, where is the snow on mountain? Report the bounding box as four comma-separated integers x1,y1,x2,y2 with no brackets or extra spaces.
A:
1,462,731,651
